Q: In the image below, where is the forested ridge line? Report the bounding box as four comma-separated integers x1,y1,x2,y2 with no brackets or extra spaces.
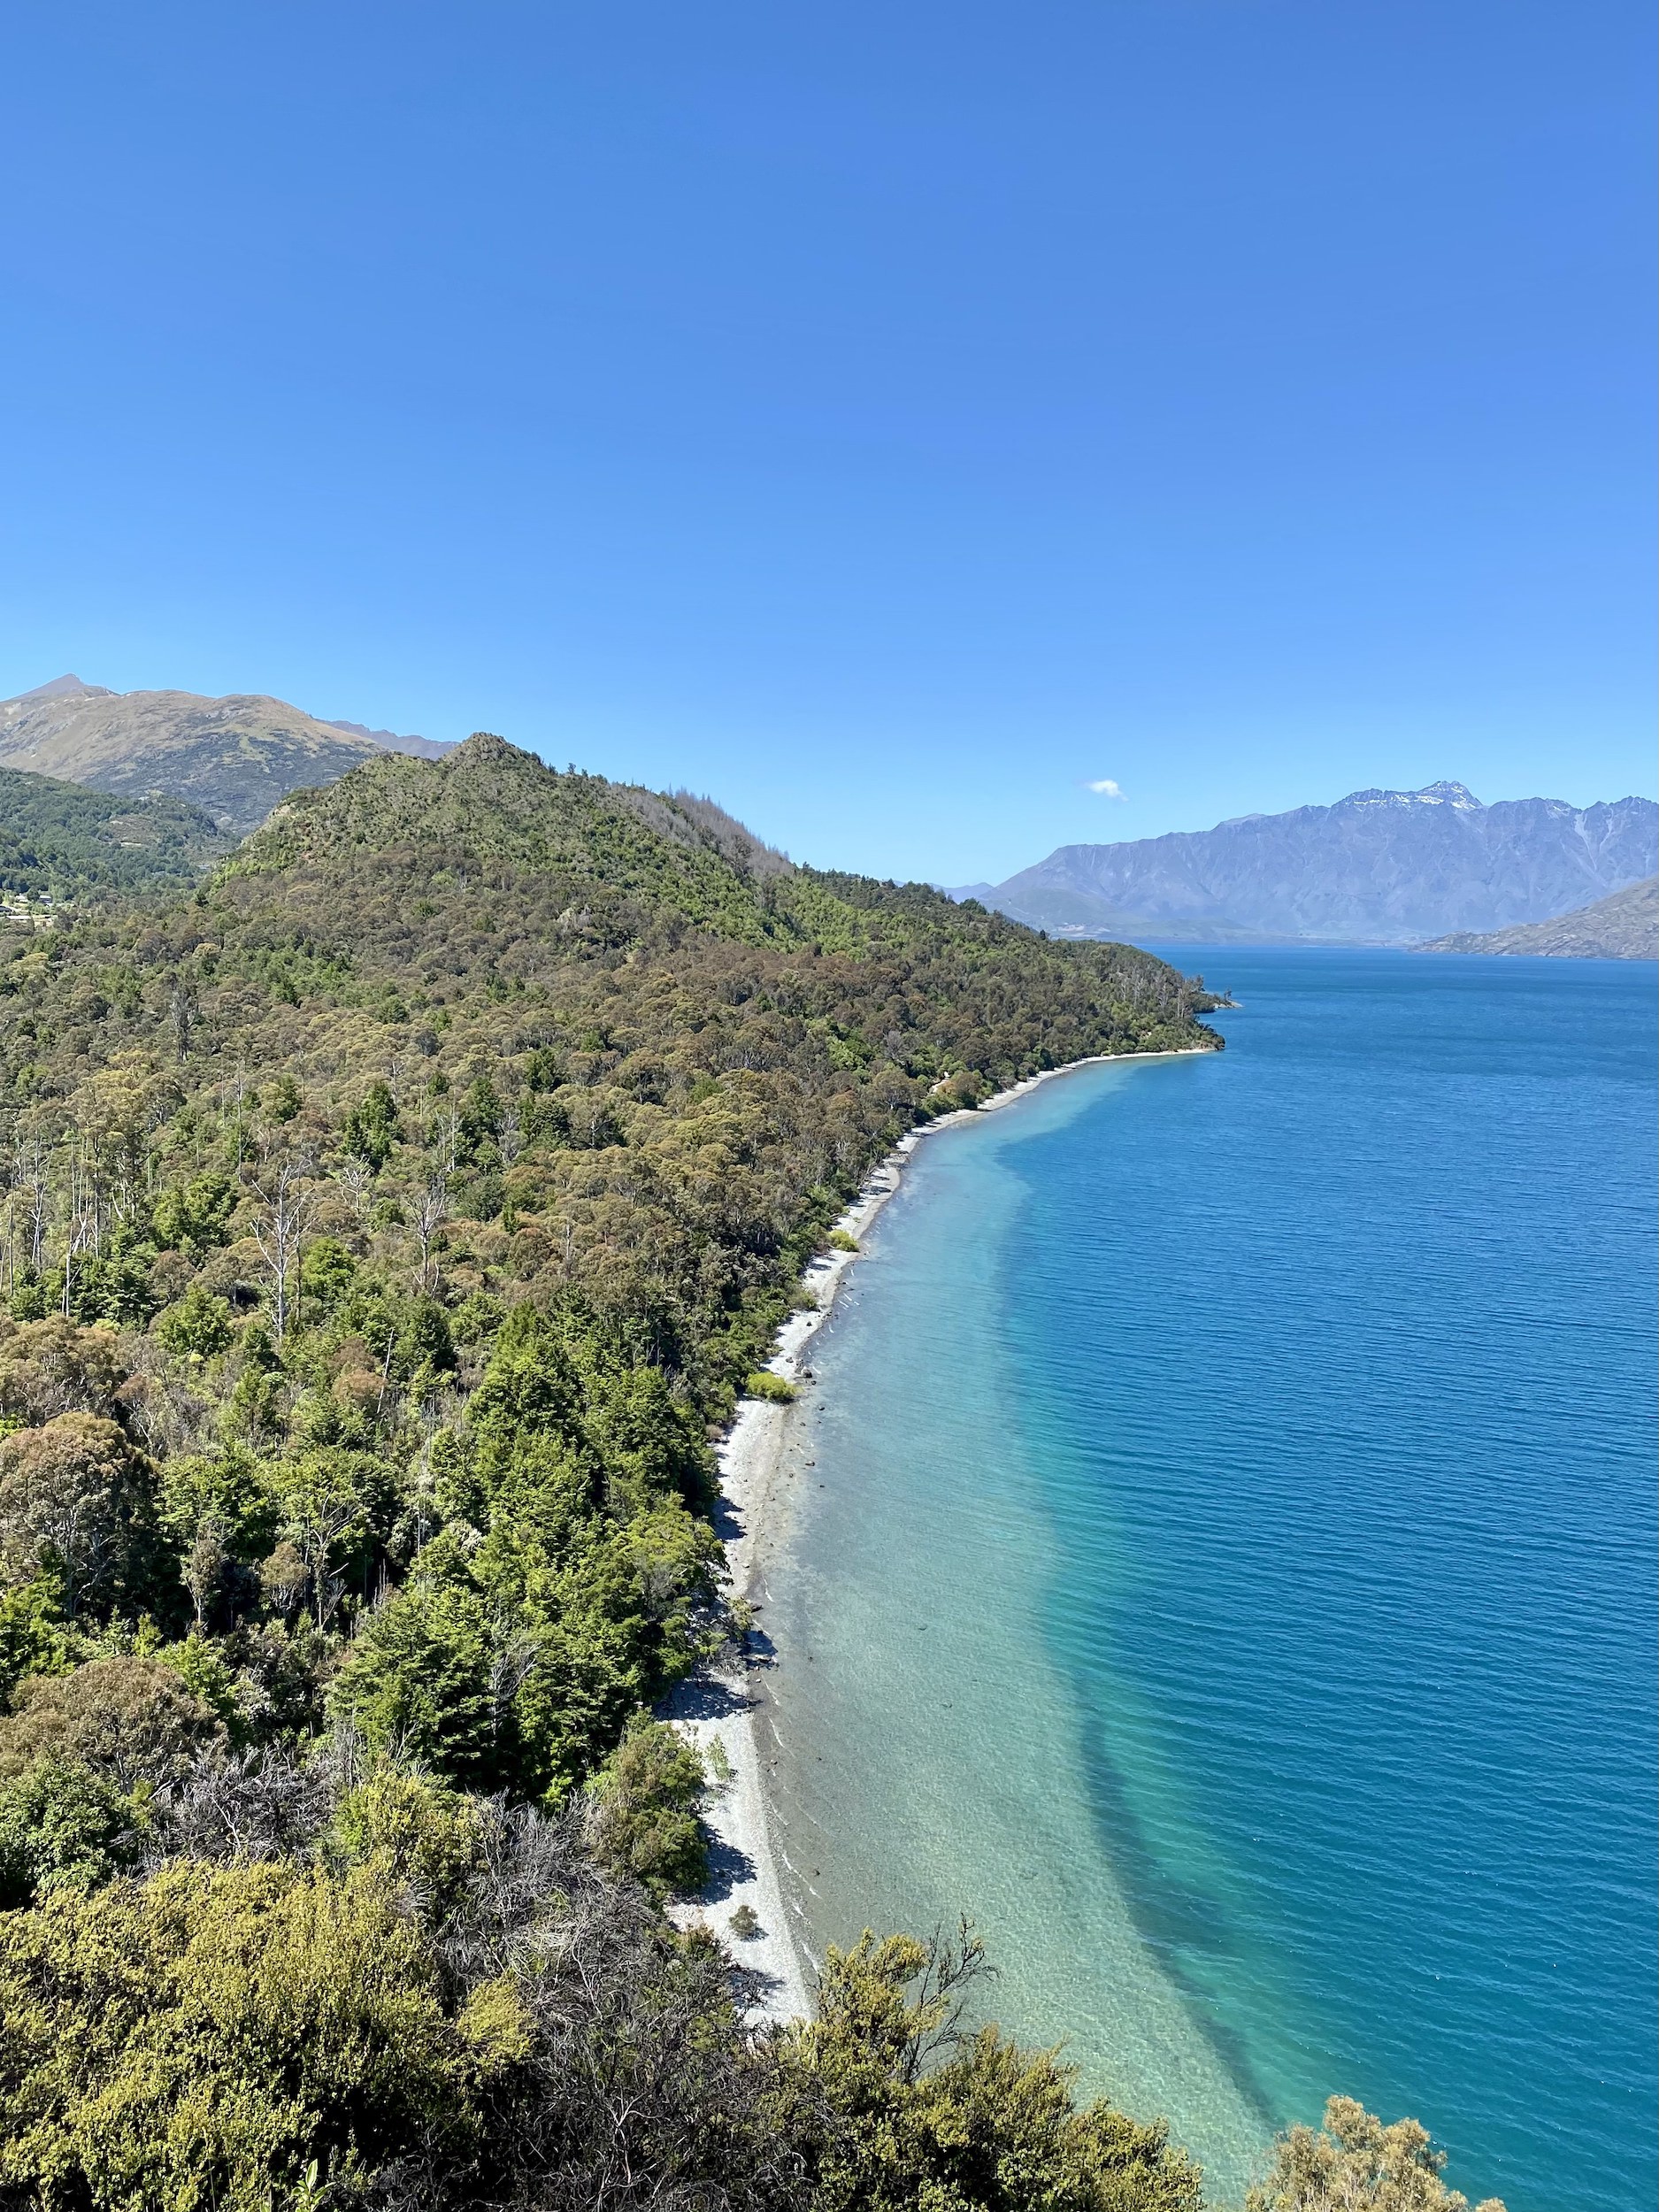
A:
0,736,1499,2211
0,762,227,904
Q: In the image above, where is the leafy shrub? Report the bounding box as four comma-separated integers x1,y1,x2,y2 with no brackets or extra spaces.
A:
0,1755,141,1907
296,1236,358,1317
1247,2096,1506,2212
0,1413,165,1621
0,1655,227,1792
341,1078,402,1170
0,1318,128,1427
263,1071,302,1122
332,1769,484,1918
0,1860,499,2208
745,1370,797,1404
790,1926,1204,2212
150,1171,235,1257
328,1581,499,1786
156,1632,245,1737
585,1717,708,1897
0,1578,72,1705
155,1280,234,1358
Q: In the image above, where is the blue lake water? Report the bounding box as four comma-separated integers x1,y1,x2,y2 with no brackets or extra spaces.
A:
761,949,1657,2210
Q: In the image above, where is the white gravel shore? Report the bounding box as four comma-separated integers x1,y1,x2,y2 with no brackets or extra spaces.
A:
664,1048,1208,2021
660,1156,900,2020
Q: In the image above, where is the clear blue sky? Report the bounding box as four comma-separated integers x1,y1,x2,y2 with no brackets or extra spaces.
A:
2,2,1652,884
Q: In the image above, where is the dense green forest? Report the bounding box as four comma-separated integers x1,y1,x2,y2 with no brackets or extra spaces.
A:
0,764,227,902
0,736,1498,2210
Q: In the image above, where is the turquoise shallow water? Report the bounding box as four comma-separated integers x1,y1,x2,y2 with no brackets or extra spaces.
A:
762,949,1657,2211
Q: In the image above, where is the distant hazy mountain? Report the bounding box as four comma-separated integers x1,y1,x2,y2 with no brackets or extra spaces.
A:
320,717,456,762
0,678,453,835
955,782,1659,945
1420,874,1658,960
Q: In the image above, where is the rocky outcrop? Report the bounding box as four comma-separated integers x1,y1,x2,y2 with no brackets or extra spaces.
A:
1420,874,1657,959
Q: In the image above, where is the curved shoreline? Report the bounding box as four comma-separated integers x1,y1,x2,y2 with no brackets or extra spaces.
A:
665,1045,1214,2020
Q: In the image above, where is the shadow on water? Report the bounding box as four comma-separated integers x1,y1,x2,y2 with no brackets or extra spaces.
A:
1064,1690,1279,2139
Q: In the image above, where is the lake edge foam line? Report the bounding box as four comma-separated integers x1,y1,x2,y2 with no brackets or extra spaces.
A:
664,1044,1217,2021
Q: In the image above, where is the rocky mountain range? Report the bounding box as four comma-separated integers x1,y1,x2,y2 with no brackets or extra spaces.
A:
0,676,452,836
954,782,1659,946
1421,873,1657,960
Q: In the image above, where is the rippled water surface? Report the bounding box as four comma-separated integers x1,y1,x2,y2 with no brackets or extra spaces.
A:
763,949,1657,2210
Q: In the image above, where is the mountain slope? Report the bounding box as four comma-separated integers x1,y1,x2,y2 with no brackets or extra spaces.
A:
0,678,444,835
963,782,1658,945
228,732,803,948
1420,873,1658,959
1,734,1221,1434
222,733,1214,1041
0,764,227,902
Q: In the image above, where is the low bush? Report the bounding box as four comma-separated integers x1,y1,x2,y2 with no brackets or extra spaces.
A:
745,1370,798,1404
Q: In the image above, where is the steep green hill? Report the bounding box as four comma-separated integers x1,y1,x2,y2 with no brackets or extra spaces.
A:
230,732,806,946
2,733,1220,1351
0,763,227,902
232,729,1216,988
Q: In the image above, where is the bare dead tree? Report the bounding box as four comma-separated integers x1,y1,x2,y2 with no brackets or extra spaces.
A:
434,1104,462,1175
60,1144,97,1317
433,1801,803,2210
19,1137,50,1276
487,1617,541,1751
184,1511,231,1630
412,1171,449,1292
251,1156,317,1345
117,1334,216,1459
146,1745,337,1868
334,1156,375,1225
288,1484,359,1630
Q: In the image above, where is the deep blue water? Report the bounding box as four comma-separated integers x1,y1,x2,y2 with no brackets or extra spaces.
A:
764,950,1657,2210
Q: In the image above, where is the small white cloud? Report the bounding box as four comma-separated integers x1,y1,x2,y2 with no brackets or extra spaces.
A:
1087,778,1125,799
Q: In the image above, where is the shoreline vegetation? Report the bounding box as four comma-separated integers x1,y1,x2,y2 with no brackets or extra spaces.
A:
0,735,1508,2208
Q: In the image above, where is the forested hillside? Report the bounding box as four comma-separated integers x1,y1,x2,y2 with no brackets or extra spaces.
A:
0,734,1227,2211
0,764,227,902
